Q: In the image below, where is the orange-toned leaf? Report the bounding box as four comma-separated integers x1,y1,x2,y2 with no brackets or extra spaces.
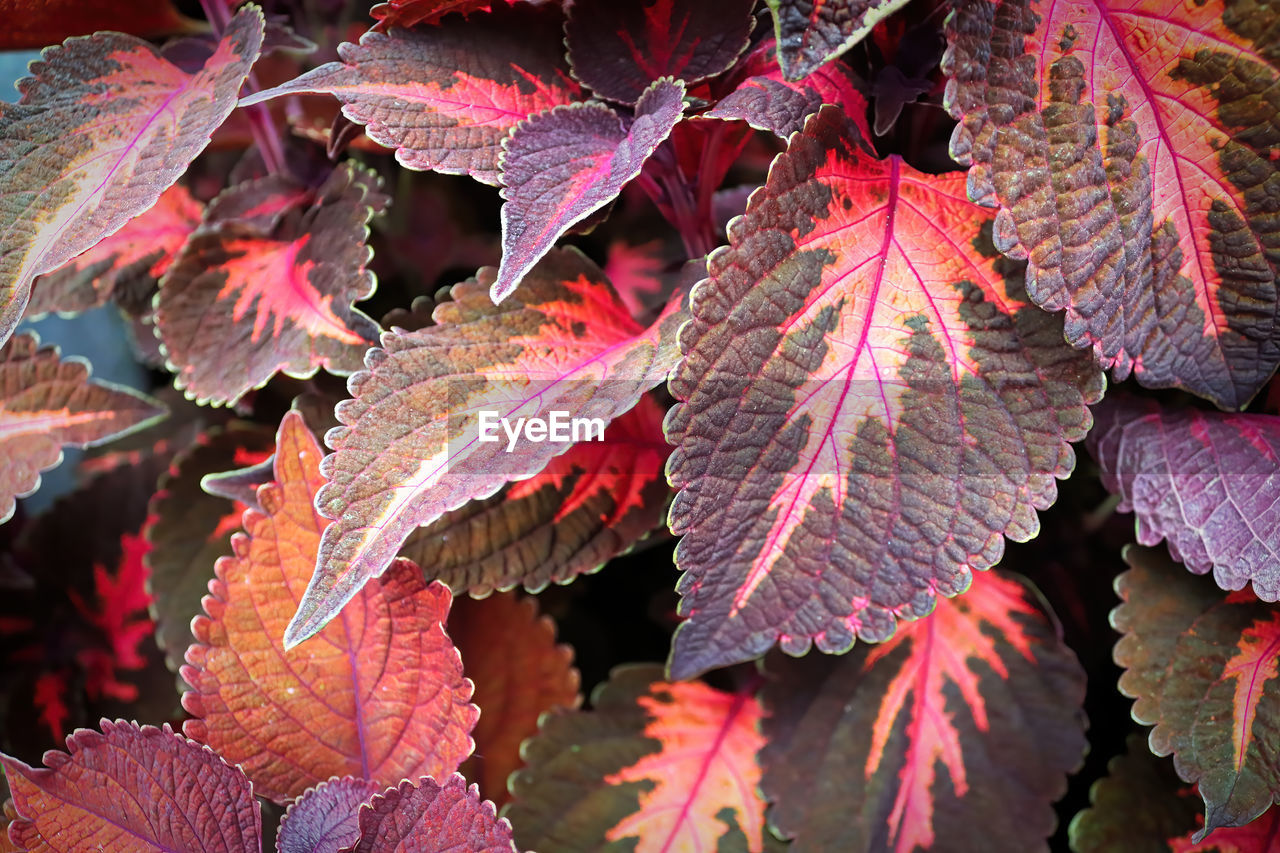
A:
0,5,262,349
0,799,19,853
0,333,166,524
762,570,1087,852
1,720,259,853
0,0,197,50
180,411,479,803
449,593,580,805
508,665,768,852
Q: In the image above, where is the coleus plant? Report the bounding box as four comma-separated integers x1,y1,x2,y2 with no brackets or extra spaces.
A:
0,0,1276,850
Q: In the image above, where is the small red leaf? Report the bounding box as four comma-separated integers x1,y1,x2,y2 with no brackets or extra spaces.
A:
0,0,196,50
181,411,479,803
67,532,154,702
0,333,167,524
494,77,686,302
0,5,262,349
1,720,260,853
155,163,383,406
370,0,490,29
766,0,913,80
243,2,581,186
276,776,381,853
565,0,756,104
348,775,517,853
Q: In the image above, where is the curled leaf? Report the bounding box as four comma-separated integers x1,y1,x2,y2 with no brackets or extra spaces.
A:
766,0,913,80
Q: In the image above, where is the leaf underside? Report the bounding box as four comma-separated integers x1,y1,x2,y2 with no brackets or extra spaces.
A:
276,776,381,853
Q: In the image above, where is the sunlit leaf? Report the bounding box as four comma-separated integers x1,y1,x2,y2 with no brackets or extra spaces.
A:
143,422,275,672
401,396,671,596
1,720,259,853
0,332,166,524
448,593,580,806
276,776,381,853
507,664,767,852
0,5,263,349
0,799,19,853
766,0,913,80
180,411,479,803
242,2,581,186
1114,545,1280,839
155,163,383,406
0,0,197,50
762,571,1086,851
348,775,517,853
493,77,685,302
288,248,685,648
369,0,490,29
1091,394,1280,599
27,183,203,319
564,0,756,104
943,0,1280,409
665,105,1102,678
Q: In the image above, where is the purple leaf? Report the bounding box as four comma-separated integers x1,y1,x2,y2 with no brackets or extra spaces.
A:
493,78,685,303
276,777,381,853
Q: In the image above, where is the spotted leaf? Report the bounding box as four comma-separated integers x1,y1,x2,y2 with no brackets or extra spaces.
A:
180,411,479,803
766,0,914,80
1114,545,1280,839
762,571,1086,852
0,4,262,349
400,396,671,597
565,0,756,104
155,163,383,406
943,0,1280,409
1090,394,1280,600
276,777,381,853
507,664,768,853
348,775,516,853
27,183,202,319
493,77,685,302
665,105,1102,678
0,333,166,525
1,720,259,853
287,248,685,648
242,2,581,186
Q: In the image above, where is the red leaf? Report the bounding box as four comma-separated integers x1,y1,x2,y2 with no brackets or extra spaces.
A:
944,0,1280,409
604,238,670,319
347,775,517,853
30,673,70,744
762,571,1086,851
508,665,768,852
155,163,383,406
369,0,490,29
287,248,685,648
181,411,479,803
449,593,580,805
67,533,153,702
276,777,381,853
564,0,756,104
766,0,913,80
243,2,581,186
27,183,203,319
1,720,260,853
493,77,686,302
0,0,196,50
0,5,263,349
0,333,167,524
665,105,1102,678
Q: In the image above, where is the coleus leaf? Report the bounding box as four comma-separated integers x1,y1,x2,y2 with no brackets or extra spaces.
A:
664,105,1102,678
448,593,580,806
761,570,1087,851
1114,545,1280,838
0,0,196,50
276,776,381,853
180,411,479,803
347,775,517,853
1,720,259,853
507,664,768,852
1090,394,1280,599
287,248,686,648
0,332,166,524
766,0,914,81
493,77,685,302
604,238,670,319
155,163,383,406
143,422,275,672
27,183,203,319
242,2,582,186
0,800,18,853
369,0,490,29
564,0,756,105
400,396,671,596
943,0,1280,409
0,4,263,350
